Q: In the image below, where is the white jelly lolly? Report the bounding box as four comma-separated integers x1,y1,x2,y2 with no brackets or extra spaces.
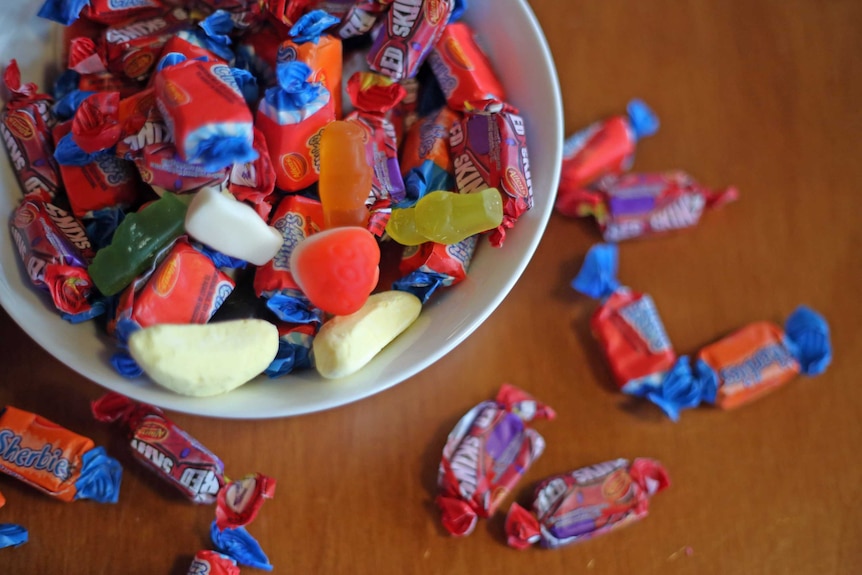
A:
185,186,282,266
313,291,422,379
128,320,279,397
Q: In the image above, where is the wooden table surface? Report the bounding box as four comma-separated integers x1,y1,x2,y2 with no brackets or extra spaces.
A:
2,1,861,573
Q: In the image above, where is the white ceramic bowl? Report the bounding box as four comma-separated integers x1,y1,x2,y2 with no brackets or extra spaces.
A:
0,0,562,418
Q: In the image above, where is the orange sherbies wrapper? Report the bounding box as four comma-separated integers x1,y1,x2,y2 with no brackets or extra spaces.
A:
257,61,335,192
0,406,122,503
427,22,505,111
698,307,832,410
277,10,344,118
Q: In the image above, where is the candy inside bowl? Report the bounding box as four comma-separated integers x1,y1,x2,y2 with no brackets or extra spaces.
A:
0,0,562,419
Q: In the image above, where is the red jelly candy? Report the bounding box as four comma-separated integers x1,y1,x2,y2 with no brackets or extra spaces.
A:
289,227,380,316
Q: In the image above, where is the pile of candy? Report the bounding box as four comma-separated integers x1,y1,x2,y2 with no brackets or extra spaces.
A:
2,0,533,396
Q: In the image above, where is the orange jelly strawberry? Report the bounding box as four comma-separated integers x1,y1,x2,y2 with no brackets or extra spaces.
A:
289,227,380,316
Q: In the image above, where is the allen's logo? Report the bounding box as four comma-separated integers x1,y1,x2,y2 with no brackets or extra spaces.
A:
5,112,34,140
282,153,308,181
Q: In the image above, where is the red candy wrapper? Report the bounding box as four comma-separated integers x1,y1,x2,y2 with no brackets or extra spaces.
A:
82,0,166,26
345,71,407,206
9,198,102,319
101,7,193,81
53,119,141,219
1,60,62,201
389,76,419,147
449,100,532,247
215,473,277,530
427,22,506,111
186,550,240,575
505,458,670,549
228,127,278,221
112,237,235,332
92,392,227,504
436,384,555,537
557,99,659,193
0,405,122,503
572,244,677,393
393,236,477,303
367,0,453,80
557,171,739,242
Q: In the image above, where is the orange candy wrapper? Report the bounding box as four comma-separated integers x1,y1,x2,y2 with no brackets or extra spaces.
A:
0,406,122,503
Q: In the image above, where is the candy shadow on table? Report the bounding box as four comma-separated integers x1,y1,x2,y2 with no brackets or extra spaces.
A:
420,410,473,537
2,377,93,432
168,554,196,575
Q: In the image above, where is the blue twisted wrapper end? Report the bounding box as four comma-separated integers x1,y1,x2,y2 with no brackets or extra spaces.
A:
399,162,454,208
53,89,95,122
194,133,259,173
784,305,832,376
265,291,324,325
53,69,81,101
393,271,448,304
199,10,235,47
265,336,313,377
232,68,259,107
571,243,621,300
268,61,326,109
289,10,340,44
54,133,110,166
62,298,106,324
85,207,126,250
74,446,123,503
626,99,659,141
210,521,273,571
629,357,718,422
196,244,248,270
37,0,88,25
450,0,468,21
0,524,28,549
111,351,144,378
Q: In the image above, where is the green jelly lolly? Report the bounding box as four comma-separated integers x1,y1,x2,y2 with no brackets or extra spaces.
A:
88,193,188,296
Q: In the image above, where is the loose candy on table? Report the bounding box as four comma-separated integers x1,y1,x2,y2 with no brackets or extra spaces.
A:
317,120,373,229
436,384,555,537
505,458,670,550
556,99,659,195
696,306,831,410
210,521,273,571
0,524,28,549
313,290,421,379
256,60,335,191
449,100,532,247
427,21,506,112
1,60,62,201
154,53,257,170
87,191,188,296
0,406,122,503
186,550,239,575
367,0,454,81
289,226,381,316
127,319,280,396
386,187,503,246
556,171,739,242
216,473,277,530
185,186,283,266
572,243,680,395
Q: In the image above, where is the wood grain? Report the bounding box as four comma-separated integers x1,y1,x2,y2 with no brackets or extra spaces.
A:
2,1,861,573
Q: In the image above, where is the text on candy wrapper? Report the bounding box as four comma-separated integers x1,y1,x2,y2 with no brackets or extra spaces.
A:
391,0,423,37
719,343,795,388
0,430,72,481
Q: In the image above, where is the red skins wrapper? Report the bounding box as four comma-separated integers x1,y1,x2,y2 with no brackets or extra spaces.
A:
505,458,670,550
91,393,227,504
436,384,555,537
53,119,141,219
367,0,453,80
215,473,277,530
154,56,256,170
427,22,506,111
228,127,278,221
345,71,407,206
398,234,476,285
82,0,166,26
449,100,532,247
116,109,229,193
113,237,235,331
0,405,122,503
1,60,62,201
187,550,240,575
556,171,739,242
338,3,386,39
101,7,193,81
254,194,324,297
9,198,101,318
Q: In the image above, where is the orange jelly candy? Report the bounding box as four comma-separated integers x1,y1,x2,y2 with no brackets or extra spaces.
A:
318,120,373,229
289,227,380,316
